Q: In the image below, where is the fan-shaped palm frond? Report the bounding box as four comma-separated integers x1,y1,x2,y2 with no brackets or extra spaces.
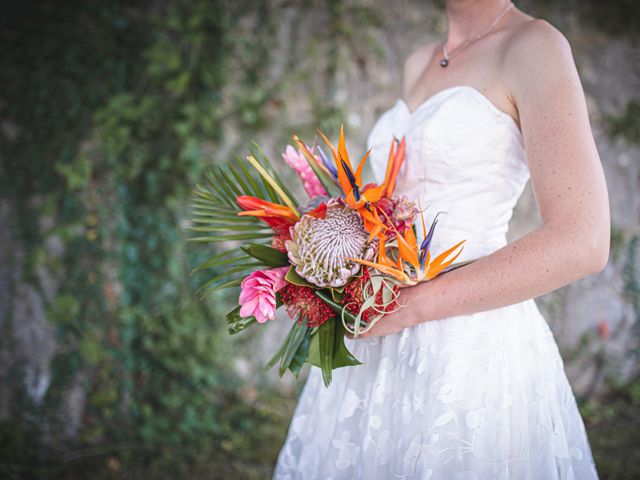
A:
187,153,296,297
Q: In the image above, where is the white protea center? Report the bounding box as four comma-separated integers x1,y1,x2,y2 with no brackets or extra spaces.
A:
286,203,376,288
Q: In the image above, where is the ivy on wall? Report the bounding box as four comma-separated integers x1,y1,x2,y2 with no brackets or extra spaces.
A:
0,0,244,475
0,0,383,475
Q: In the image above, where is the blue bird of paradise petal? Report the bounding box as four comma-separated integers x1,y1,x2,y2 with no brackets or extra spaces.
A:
419,211,443,269
317,145,338,180
340,158,360,202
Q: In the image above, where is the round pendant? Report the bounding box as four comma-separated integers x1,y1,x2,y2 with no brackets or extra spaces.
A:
440,58,449,67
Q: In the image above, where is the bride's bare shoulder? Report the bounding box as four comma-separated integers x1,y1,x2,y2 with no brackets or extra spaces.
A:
507,18,571,53
402,41,439,96
502,18,575,85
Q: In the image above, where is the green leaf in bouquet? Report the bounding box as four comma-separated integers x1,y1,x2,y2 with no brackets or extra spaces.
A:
246,148,299,215
307,319,361,372
225,306,257,335
332,321,362,368
285,266,314,287
187,224,267,233
204,168,237,207
279,318,310,377
291,134,342,198
234,154,269,199
189,230,273,243
265,316,311,376
241,243,289,267
228,157,255,197
288,332,311,377
329,287,345,303
188,232,274,242
218,166,243,198
266,336,288,370
195,277,244,299
249,142,300,206
318,320,336,386
188,165,274,246
190,251,252,275
197,262,261,284
305,157,341,198
246,145,280,203
315,290,358,324
255,165,280,204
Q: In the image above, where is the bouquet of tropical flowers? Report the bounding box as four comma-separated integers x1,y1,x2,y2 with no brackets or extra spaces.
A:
188,127,466,385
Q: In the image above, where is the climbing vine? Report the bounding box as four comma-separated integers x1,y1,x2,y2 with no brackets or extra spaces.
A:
0,0,383,475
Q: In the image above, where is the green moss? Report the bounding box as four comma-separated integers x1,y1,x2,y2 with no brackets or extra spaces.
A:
580,382,640,479
610,226,626,263
609,100,640,144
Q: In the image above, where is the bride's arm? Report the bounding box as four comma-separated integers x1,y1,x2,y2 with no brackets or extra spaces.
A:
357,20,610,338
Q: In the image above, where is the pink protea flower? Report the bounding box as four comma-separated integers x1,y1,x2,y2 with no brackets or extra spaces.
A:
282,145,327,198
285,199,377,288
239,266,289,323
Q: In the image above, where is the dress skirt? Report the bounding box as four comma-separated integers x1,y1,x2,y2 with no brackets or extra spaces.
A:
272,298,599,480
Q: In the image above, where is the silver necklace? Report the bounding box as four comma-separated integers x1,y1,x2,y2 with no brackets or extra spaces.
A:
440,1,514,67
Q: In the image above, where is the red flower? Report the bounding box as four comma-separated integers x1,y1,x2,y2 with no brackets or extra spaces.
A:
342,268,399,322
598,319,610,340
271,226,292,252
279,283,334,328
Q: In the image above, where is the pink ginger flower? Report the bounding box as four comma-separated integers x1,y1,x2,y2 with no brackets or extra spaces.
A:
239,266,289,323
282,145,327,198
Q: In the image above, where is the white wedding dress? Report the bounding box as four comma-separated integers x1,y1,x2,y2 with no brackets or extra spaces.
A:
273,86,599,479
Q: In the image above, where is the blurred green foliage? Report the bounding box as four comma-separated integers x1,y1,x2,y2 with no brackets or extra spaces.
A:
609,100,640,144
0,0,251,476
0,0,382,476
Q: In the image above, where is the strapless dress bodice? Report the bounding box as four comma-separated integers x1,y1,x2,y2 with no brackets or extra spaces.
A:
366,85,531,262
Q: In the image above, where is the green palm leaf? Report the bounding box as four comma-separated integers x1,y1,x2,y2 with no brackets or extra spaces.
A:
187,147,297,299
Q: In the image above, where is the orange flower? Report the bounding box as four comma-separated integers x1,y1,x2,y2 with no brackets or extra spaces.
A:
236,195,299,229
598,319,610,340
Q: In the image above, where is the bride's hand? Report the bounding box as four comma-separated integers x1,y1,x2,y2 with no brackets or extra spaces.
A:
346,283,418,339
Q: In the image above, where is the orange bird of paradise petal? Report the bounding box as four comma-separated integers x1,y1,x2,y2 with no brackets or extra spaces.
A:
359,202,387,237
318,126,372,204
316,128,338,162
337,126,354,172
377,205,420,269
347,257,413,284
376,236,398,268
360,183,385,204
382,138,397,192
354,148,371,186
367,222,385,244
398,226,420,270
384,137,406,197
425,240,466,280
318,126,353,197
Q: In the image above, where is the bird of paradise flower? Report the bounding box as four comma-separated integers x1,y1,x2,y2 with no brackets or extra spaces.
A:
236,125,466,287
294,126,466,286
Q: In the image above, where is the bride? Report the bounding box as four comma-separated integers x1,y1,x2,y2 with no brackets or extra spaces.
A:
273,0,609,478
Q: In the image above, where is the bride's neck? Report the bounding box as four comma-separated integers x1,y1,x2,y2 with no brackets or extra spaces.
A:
444,0,511,49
